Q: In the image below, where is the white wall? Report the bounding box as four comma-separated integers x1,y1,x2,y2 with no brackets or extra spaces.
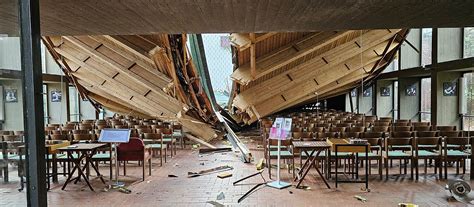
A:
47,82,68,124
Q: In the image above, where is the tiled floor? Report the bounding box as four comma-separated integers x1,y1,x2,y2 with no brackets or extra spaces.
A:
1,136,473,206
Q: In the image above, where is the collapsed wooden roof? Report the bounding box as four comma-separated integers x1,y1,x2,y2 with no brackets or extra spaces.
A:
42,35,218,141
2,1,473,36
229,29,408,124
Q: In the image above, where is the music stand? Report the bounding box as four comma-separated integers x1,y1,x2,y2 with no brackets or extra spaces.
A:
98,128,130,188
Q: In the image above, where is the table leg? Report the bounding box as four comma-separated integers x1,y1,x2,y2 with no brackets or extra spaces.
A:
89,150,106,185
335,147,338,188
313,150,331,189
52,154,58,183
62,152,83,190
295,149,316,187
365,145,369,190
294,150,314,181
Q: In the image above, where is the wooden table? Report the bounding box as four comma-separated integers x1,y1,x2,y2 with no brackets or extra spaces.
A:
58,143,107,191
293,141,331,189
326,139,369,189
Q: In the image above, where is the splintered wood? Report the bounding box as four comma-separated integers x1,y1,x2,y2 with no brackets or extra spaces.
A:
229,30,408,124
43,34,217,141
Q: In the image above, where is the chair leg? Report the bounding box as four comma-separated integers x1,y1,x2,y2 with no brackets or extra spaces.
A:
148,159,152,176
142,160,145,181
378,158,382,180
123,161,126,176
385,158,389,180
159,149,163,166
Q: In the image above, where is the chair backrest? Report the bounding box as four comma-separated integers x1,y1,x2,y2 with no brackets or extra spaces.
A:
416,131,438,138
291,127,302,132
268,139,292,147
372,126,389,132
362,132,384,138
336,123,352,128
117,138,145,161
292,132,302,140
439,131,462,138
134,125,149,129
158,128,172,135
444,137,470,150
51,134,69,141
373,121,390,127
329,127,345,133
386,137,412,147
393,122,409,127
349,126,365,133
0,130,13,136
416,137,441,146
14,131,24,136
73,134,93,141
73,129,89,134
115,125,129,129
392,126,412,132
137,128,153,134
412,122,430,127
379,117,393,123
436,126,456,131
143,133,162,141
310,127,325,133
363,137,382,146
413,126,432,132
396,119,410,123
390,131,413,138
340,132,360,139
79,124,93,130
3,135,22,142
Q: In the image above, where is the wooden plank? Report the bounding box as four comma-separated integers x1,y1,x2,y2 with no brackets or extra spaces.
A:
249,33,256,79
63,36,181,106
231,31,351,84
233,29,400,109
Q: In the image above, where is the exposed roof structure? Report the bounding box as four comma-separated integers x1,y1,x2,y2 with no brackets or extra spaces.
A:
228,29,408,124
42,35,218,141
1,1,474,36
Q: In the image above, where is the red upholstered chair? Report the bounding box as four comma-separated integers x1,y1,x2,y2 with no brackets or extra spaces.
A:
117,138,152,181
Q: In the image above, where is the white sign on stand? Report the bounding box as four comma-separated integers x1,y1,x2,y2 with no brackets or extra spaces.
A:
268,117,292,189
98,129,131,188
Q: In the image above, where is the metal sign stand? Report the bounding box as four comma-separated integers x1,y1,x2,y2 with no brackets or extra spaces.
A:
267,138,291,189
111,143,124,188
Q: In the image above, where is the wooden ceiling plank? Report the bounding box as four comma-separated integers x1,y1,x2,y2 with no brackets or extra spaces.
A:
63,36,182,106
231,31,351,85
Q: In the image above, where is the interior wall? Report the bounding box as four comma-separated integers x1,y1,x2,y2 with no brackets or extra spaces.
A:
399,78,420,121
438,28,463,62
0,37,21,70
0,79,24,130
80,99,97,120
47,82,68,124
376,80,393,118
358,85,373,115
436,71,461,127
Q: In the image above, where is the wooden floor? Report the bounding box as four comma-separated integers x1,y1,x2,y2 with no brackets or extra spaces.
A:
0,136,472,206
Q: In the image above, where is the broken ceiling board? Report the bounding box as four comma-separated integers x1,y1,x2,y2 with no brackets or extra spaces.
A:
231,31,353,85
230,29,405,124
233,29,399,110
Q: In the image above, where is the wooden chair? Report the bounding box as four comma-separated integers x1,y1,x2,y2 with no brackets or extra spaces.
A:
143,133,166,166
440,131,462,138
267,139,295,179
172,123,185,148
372,126,389,133
373,121,390,127
359,137,383,179
157,128,176,156
442,137,470,179
117,138,152,181
383,137,414,179
414,137,442,180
